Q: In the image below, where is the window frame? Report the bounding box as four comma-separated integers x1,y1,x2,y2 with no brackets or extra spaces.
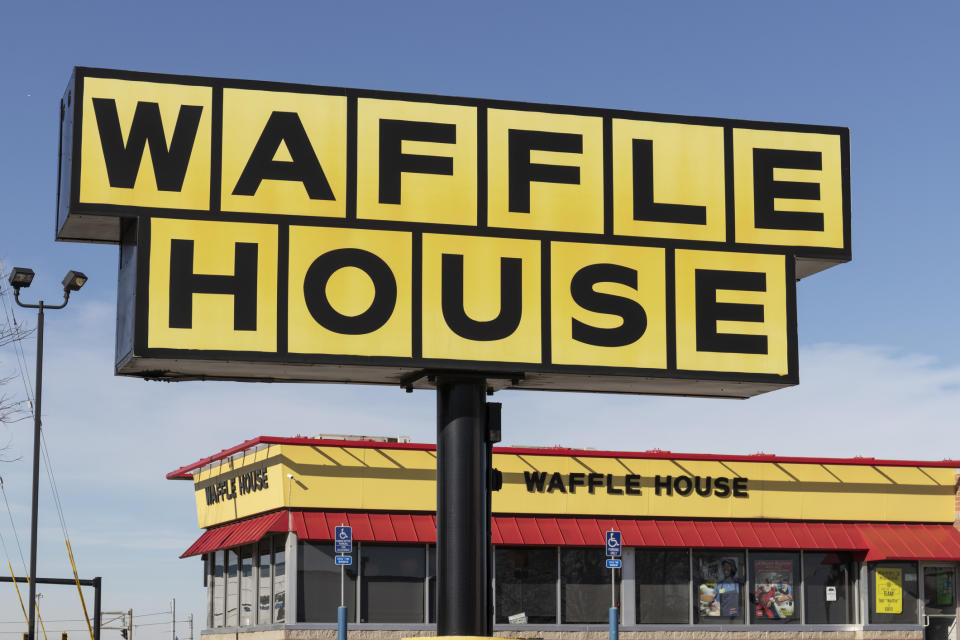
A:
358,543,428,623
493,545,560,625
197,539,910,631
866,561,920,626
634,547,692,625
748,550,802,625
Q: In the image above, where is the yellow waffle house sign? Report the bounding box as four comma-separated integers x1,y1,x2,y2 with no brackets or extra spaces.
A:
188,440,951,530
56,68,850,397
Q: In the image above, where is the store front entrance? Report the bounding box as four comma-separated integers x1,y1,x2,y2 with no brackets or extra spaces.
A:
923,565,958,640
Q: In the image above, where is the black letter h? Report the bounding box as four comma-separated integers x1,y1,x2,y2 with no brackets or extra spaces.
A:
169,239,258,331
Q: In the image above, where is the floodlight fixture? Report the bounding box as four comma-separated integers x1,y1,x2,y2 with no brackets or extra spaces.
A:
61,271,87,292
8,267,35,290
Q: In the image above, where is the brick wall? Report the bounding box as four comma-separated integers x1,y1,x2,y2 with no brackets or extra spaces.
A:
955,471,960,528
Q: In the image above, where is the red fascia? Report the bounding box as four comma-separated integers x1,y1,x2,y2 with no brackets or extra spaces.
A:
166,435,960,480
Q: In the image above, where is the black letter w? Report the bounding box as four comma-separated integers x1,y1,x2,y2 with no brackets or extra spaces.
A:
92,98,203,191
523,471,547,492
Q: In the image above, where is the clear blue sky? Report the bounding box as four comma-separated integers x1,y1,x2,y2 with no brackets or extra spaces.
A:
0,1,958,638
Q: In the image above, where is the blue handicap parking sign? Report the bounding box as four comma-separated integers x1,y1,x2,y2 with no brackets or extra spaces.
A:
606,558,622,569
334,554,353,566
335,525,352,554
605,530,621,557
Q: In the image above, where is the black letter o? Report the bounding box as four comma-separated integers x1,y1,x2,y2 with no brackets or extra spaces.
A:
303,248,397,335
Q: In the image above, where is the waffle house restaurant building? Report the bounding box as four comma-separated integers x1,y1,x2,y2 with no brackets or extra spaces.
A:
169,436,960,640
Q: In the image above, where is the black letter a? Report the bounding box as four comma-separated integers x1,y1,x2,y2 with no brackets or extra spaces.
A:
233,111,335,200
92,99,203,191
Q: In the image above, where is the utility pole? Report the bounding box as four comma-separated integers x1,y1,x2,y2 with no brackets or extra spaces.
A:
171,599,175,640
9,267,88,640
187,614,193,640
100,608,132,640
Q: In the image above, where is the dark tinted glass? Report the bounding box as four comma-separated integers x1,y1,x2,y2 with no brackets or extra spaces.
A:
257,540,272,625
923,567,955,615
636,549,689,623
297,542,357,622
360,545,425,623
273,537,286,623
212,549,225,628
239,547,255,626
561,548,620,624
225,549,239,626
495,547,557,624
803,552,854,624
428,545,436,623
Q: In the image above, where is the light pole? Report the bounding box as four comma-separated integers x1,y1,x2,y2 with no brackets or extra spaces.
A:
8,267,87,640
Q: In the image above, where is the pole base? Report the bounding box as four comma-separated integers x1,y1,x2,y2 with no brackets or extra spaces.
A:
337,606,348,640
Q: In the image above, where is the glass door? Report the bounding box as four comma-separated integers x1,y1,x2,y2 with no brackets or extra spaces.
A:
922,565,957,640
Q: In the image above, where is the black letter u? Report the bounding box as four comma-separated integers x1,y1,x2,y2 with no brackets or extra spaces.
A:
441,254,522,341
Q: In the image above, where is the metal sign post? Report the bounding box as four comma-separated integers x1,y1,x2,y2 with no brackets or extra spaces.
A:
435,377,492,636
334,525,351,640
606,530,621,640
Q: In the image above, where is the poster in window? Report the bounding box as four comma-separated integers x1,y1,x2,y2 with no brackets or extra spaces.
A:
875,568,903,614
698,557,741,618
937,571,953,606
753,559,795,619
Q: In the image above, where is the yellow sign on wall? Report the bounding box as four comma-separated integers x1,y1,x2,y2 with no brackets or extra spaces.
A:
57,68,851,397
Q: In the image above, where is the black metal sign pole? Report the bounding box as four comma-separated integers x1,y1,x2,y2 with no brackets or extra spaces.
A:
435,376,490,636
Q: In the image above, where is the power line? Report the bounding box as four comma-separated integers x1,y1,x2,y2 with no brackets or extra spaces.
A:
0,611,174,625
0,479,28,574
0,631,91,635
134,620,191,628
0,260,36,409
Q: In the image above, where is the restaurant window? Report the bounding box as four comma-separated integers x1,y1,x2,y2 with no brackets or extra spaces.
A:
693,551,745,624
297,541,357,622
225,549,239,626
273,537,286,623
922,566,956,640
428,546,436,623
804,552,856,624
561,547,620,624
360,545,426,623
868,562,919,624
240,546,255,626
212,549,225,628
635,549,689,624
749,552,800,624
495,547,557,624
257,540,272,625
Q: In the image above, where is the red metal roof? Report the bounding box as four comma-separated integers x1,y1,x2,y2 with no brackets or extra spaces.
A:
857,523,960,562
181,510,960,562
166,436,960,480
180,511,288,558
